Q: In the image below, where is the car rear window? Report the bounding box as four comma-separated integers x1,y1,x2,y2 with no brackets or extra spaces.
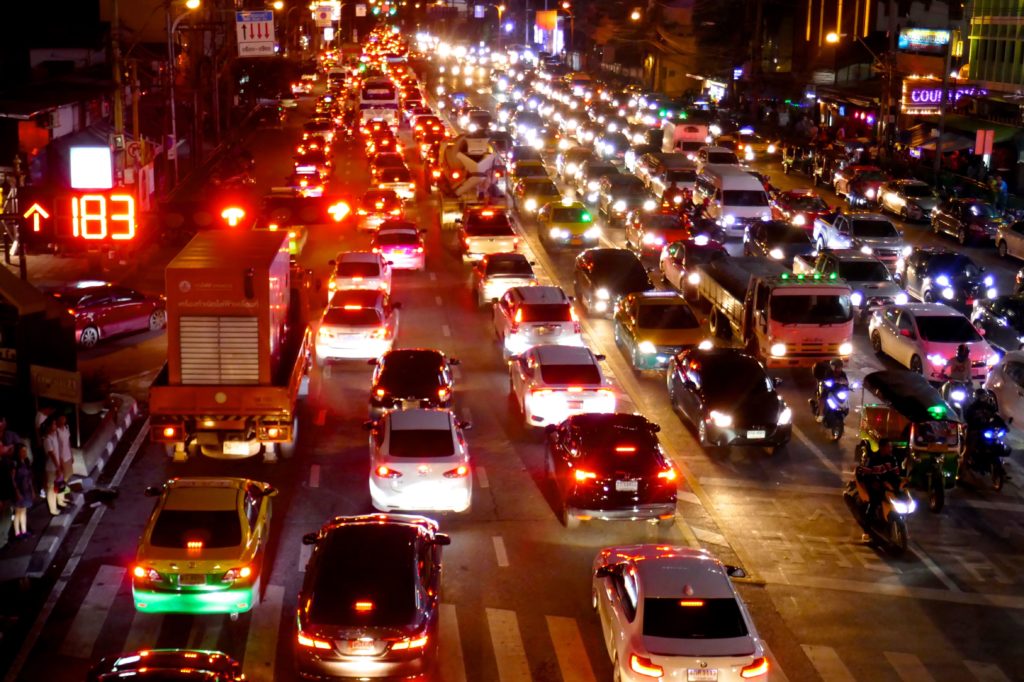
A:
539,363,601,385
520,303,572,322
322,308,383,326
150,510,242,549
707,152,739,164
336,262,381,277
376,232,419,245
643,597,749,639
465,214,514,235
486,259,533,276
388,427,455,457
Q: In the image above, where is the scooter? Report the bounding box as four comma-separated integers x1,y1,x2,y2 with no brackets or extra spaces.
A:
963,415,1011,491
810,378,850,441
843,478,915,556
940,380,973,419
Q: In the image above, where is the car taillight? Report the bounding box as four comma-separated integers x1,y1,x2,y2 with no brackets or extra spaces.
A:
566,386,583,393
431,169,441,178
741,657,770,678
531,388,552,397
375,465,402,479
657,468,677,482
574,469,597,482
297,631,333,650
162,426,177,439
597,389,615,400
438,386,451,401
443,465,469,478
222,565,253,582
512,237,520,250
132,565,160,582
629,653,664,678
391,633,428,650
371,326,388,339
416,246,424,253
375,388,386,398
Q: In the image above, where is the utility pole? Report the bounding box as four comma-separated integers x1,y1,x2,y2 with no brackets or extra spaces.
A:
883,0,897,152
112,0,125,185
932,28,954,187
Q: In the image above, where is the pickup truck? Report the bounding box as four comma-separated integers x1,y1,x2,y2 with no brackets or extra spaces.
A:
696,256,854,367
812,212,908,269
792,249,908,319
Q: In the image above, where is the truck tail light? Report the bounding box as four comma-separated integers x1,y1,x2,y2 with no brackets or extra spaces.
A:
438,386,451,401
629,653,664,678
443,465,469,478
375,465,402,479
741,657,769,678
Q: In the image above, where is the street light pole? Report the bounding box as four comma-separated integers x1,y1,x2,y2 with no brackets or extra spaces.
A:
166,6,179,186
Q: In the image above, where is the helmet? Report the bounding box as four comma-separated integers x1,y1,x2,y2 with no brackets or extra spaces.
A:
956,343,970,362
829,358,844,372
974,388,989,404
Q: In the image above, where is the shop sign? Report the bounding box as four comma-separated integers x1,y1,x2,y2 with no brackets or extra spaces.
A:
898,28,951,55
901,83,988,115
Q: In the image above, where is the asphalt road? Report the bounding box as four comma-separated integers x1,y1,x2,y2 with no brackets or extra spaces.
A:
6,84,1024,682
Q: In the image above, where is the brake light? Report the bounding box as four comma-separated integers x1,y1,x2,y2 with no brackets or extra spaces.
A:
372,247,380,253
390,208,402,215
223,565,253,581
438,386,451,401
416,246,424,253
187,540,203,550
220,206,246,227
431,169,441,179
679,599,704,607
297,632,333,650
615,445,636,453
391,633,428,650
629,653,664,678
741,657,770,678
375,465,402,478
452,170,461,180
657,468,678,482
375,388,386,398
480,209,494,217
444,465,469,478
162,426,177,439
354,601,374,612
574,469,597,482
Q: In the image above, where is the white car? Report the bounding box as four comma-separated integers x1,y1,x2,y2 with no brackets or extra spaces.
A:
868,303,998,381
695,145,740,173
509,344,616,428
372,222,426,271
494,286,584,357
472,252,537,307
592,544,769,681
367,408,472,513
328,251,393,299
315,290,400,362
984,351,1024,431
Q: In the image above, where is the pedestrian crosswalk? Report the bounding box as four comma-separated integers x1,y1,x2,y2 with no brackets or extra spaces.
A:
43,563,1017,682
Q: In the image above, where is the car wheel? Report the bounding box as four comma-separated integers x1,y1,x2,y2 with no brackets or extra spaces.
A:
871,331,884,355
957,228,967,245
148,309,167,331
923,289,935,303
79,326,100,348
999,240,1009,258
561,503,580,529
910,355,923,374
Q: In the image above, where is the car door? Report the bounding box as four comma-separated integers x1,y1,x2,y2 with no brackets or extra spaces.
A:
903,254,924,298
1007,222,1024,259
615,297,638,350
989,360,1024,427
892,311,920,367
494,292,514,337
110,288,151,333
510,353,533,405
80,293,117,337
384,299,399,339
978,300,1015,352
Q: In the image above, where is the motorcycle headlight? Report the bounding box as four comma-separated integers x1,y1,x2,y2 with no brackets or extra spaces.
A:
769,248,784,260
672,195,683,205
987,287,998,299
687,272,701,285
638,340,657,354
587,180,599,191
950,389,967,402
865,188,876,199
770,342,787,357
889,496,917,515
984,274,995,287
902,245,913,256
928,353,948,367
942,287,955,300
767,144,776,154
698,339,714,350
850,292,863,307
643,199,657,211
935,275,951,287
894,292,909,305
709,409,733,427
723,214,737,226
791,214,806,226
835,389,849,400
613,199,627,212
983,429,995,439
778,406,792,425
987,353,1000,367
860,244,873,255
839,342,853,356
566,163,578,175
525,198,538,212
596,287,611,300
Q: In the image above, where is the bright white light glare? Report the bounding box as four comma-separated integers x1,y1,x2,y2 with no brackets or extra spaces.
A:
70,146,113,189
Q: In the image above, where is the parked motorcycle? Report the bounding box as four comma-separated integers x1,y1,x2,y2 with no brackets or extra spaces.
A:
842,479,915,556
963,415,1010,491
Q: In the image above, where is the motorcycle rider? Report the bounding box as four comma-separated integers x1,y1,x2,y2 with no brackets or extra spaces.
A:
944,343,973,383
811,358,849,419
855,439,901,529
661,181,687,209
963,388,1000,458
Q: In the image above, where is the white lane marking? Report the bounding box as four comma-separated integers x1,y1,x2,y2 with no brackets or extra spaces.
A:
492,536,510,567
964,660,1012,681
910,542,962,592
59,565,126,658
476,465,490,489
760,642,791,682
442,324,452,337
122,612,163,652
486,607,532,682
5,419,149,682
435,295,444,305
800,644,856,682
884,651,936,682
309,464,321,488
677,490,701,505
438,604,468,682
691,526,729,547
793,425,843,476
242,584,285,682
298,543,312,572
545,615,597,682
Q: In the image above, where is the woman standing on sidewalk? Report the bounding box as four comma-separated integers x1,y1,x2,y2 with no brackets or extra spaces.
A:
41,419,67,516
12,443,34,539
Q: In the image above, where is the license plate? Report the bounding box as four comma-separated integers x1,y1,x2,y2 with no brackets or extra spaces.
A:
615,479,639,492
402,400,419,409
747,430,766,439
350,639,374,651
688,670,718,682
223,441,251,456
568,400,584,409
570,237,583,244
179,573,205,586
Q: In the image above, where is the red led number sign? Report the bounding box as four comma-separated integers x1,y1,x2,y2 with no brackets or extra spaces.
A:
69,193,136,240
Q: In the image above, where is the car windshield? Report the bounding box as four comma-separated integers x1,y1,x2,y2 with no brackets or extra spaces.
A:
643,597,749,640
376,232,419,246
838,261,891,281
388,427,454,457
551,207,592,222
763,224,811,244
699,356,773,399
516,166,549,178
310,526,417,626
850,220,899,238
901,184,933,198
967,202,1000,218
526,183,561,197
786,195,829,211
925,254,981,278
323,307,383,326
486,259,533,276
723,190,769,207
539,363,601,385
521,304,572,322
150,510,242,549
855,171,888,182
707,152,739,164
593,259,650,290
771,293,853,325
915,315,981,342
637,304,699,329
335,262,380,277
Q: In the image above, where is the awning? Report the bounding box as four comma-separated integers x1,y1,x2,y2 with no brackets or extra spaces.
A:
917,133,974,152
921,114,1021,144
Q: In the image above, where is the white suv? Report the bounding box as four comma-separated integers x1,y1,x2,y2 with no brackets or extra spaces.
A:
493,286,584,358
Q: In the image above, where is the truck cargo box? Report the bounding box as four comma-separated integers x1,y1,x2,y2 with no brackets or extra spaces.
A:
165,231,291,386
702,257,788,301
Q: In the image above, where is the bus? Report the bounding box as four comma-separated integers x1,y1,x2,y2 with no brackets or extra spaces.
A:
359,77,400,127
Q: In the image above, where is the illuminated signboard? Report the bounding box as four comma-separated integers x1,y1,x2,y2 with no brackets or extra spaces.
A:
901,79,988,115
23,190,137,242
898,28,951,56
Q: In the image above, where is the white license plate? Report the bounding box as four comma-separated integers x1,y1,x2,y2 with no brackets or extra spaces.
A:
567,400,584,409
747,430,766,439
688,670,718,682
402,400,419,409
350,639,375,651
179,574,205,585
223,441,251,456
615,480,638,492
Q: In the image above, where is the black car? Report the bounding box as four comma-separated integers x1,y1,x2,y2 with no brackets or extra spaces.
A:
931,198,1005,245
573,248,653,317
895,248,996,311
666,347,792,455
88,649,244,681
369,349,459,417
742,220,815,262
544,413,677,528
296,515,450,680
971,295,1024,353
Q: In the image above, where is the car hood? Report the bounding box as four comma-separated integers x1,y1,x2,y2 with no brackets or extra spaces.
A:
642,633,757,657
907,196,939,211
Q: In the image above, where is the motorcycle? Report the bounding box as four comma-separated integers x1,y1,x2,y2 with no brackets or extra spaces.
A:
843,478,915,556
810,377,850,441
963,414,1010,491
940,379,972,419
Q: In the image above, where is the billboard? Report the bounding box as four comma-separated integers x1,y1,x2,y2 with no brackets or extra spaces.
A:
898,28,951,56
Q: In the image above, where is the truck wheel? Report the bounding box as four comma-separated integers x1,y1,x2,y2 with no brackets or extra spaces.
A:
149,310,167,331
277,418,299,460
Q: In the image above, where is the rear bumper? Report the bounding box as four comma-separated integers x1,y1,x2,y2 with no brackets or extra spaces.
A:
504,332,585,357
295,648,433,680
707,423,791,447
317,338,394,361
132,582,256,615
566,501,676,523
370,478,472,513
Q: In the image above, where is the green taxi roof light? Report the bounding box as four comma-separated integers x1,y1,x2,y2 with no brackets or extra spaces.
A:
680,111,688,119
829,272,838,280
780,273,790,280
927,405,946,419
581,213,592,222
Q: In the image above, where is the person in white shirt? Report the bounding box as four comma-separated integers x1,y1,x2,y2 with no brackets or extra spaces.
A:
41,419,68,516
55,414,74,484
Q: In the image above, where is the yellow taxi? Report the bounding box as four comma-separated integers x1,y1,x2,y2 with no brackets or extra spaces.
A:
537,199,601,247
132,477,276,616
613,291,711,369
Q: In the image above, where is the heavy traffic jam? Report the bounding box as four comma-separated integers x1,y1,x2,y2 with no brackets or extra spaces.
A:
41,21,1024,682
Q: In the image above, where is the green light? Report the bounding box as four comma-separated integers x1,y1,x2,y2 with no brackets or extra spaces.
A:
389,6,396,13
812,272,821,280
780,273,790,280
796,273,805,281
581,213,592,222
829,271,837,280
784,99,793,104
372,6,380,13
927,405,946,419
679,111,688,119
659,109,667,118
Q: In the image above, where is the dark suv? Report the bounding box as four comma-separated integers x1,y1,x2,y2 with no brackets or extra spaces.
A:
296,514,450,680
368,349,459,417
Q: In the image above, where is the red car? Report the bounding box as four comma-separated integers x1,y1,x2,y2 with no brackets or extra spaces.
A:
771,189,831,230
625,209,692,258
47,283,166,348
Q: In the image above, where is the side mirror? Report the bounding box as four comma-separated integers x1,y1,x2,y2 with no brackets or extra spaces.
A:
261,485,279,497
387,260,395,266
459,420,473,430
144,485,163,497
434,533,452,546
772,377,783,387
725,565,747,579
651,423,661,433
594,354,606,361
367,358,378,366
454,219,463,225
362,420,376,431
328,259,336,266
302,532,320,545
449,358,461,366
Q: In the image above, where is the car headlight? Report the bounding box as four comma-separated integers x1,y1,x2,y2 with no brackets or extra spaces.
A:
587,180,599,191
865,188,876,199
698,339,713,350
860,244,873,255
643,199,656,211
942,287,955,300
549,227,567,239
950,389,967,402
770,342,786,357
767,143,776,154
584,227,600,240
723,214,736,226
525,198,538,212
850,292,863,307
928,353,948,367
638,340,657,354
745,148,755,160
687,272,701,285
935,275,950,287
709,409,733,427
558,138,571,150
468,123,479,133
613,200,627,212
890,497,917,514
839,342,853,356
778,406,792,425
894,292,909,305
596,287,611,300
566,163,577,175
984,275,995,287
987,353,1000,367
988,287,998,299
902,245,913,256
792,214,806,226
769,248,784,260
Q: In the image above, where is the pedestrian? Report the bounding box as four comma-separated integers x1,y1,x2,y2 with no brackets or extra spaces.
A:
11,443,34,539
55,413,75,496
997,175,1009,210
0,438,14,549
40,418,67,516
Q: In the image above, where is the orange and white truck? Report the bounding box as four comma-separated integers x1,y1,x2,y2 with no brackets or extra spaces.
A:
149,231,312,462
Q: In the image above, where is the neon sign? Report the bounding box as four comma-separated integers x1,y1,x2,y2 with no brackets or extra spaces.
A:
901,80,988,115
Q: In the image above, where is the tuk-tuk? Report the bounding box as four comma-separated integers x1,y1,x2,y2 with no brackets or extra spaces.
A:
781,142,814,176
857,370,961,513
